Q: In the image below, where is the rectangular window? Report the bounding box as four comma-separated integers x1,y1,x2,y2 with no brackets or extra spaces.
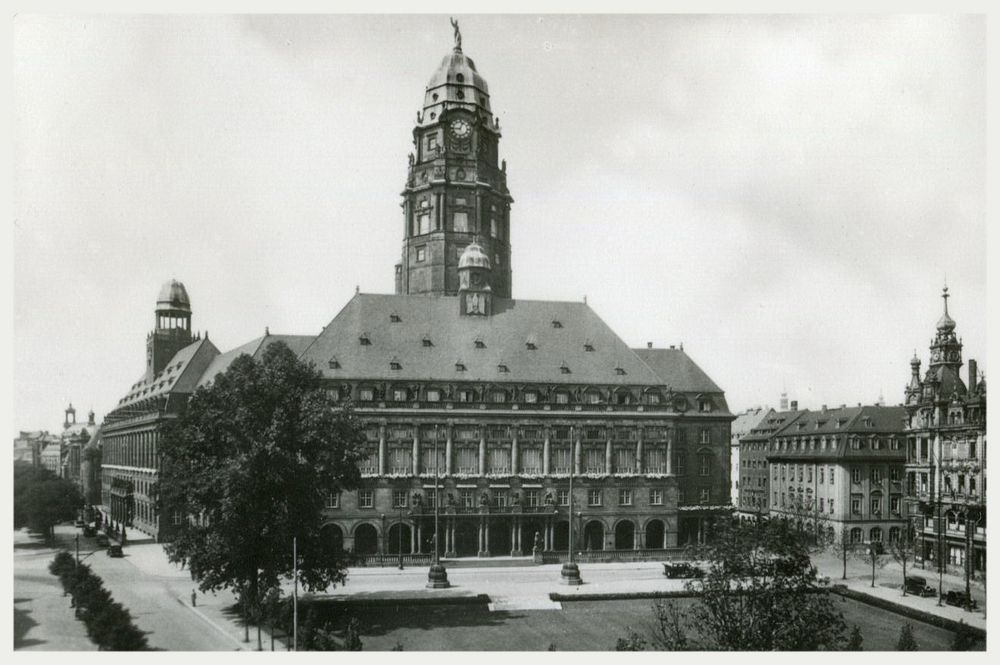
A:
525,490,540,507
675,452,687,476
492,490,508,508
614,447,636,474
558,489,569,506
460,490,475,508
587,489,602,506
699,488,710,503
829,466,835,484
457,389,474,402
416,246,427,262
555,392,569,405
644,447,666,473
585,447,605,474
851,496,862,515
871,467,882,484
360,447,378,475
453,211,469,233
455,447,478,474
392,388,408,402
417,214,431,236
619,489,633,506
552,447,572,474
359,388,375,401
359,490,374,509
650,489,663,506
426,389,441,402
870,496,882,515
488,447,511,474
852,468,862,484
890,467,901,482
890,495,901,514
392,490,406,508
421,446,447,474
699,454,711,477
524,391,538,404
521,447,542,474
829,499,834,514
389,447,412,475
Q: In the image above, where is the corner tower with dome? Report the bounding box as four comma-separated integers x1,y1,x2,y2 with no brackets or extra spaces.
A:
903,287,987,580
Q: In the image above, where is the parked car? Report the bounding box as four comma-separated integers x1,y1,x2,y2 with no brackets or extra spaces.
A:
943,590,978,610
904,575,936,597
75,519,86,528
82,525,96,537
106,544,124,558
96,533,109,547
663,562,705,579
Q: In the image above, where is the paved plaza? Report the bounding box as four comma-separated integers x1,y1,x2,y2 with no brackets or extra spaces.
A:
12,523,986,650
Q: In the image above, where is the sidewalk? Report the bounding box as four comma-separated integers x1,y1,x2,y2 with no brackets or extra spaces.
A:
812,550,986,631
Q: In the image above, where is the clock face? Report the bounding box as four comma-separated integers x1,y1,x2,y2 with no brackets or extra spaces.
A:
449,119,472,140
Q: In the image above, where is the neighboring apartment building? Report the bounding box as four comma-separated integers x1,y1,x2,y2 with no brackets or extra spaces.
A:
736,407,802,521
768,404,908,547
730,407,773,506
904,287,986,577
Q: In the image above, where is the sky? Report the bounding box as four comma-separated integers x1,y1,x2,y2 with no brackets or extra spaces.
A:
12,13,987,432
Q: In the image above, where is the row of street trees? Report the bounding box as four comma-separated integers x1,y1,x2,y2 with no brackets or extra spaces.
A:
157,342,367,650
14,462,82,539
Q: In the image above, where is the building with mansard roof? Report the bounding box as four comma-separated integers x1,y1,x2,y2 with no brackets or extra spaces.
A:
903,287,986,579
94,24,733,553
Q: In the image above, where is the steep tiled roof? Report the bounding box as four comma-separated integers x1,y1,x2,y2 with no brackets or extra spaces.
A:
300,293,722,391
197,334,315,388
113,338,220,409
768,405,907,460
632,347,724,393
731,408,775,442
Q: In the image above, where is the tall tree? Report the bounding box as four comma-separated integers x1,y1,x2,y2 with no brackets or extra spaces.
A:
633,519,847,650
889,524,916,595
14,462,82,539
157,342,365,648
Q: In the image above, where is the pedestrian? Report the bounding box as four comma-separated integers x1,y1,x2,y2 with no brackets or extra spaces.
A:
191,589,197,607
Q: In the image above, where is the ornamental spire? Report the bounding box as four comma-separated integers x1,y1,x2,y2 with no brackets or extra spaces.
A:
450,17,462,52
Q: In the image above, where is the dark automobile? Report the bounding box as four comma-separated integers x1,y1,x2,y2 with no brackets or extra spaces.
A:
944,590,978,610
82,525,96,537
663,562,705,579
904,575,936,597
107,544,124,558
96,533,109,547
75,519,86,528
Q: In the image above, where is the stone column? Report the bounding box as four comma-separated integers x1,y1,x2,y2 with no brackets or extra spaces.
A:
479,431,487,477
511,431,519,476
636,427,644,474
606,438,613,474
411,525,416,554
416,522,423,553
574,437,582,476
484,520,491,556
543,430,551,475
413,429,420,477
378,423,387,476
478,519,485,554
445,424,453,477
667,430,674,475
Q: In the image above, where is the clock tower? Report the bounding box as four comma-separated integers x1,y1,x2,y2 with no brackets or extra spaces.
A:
395,20,513,298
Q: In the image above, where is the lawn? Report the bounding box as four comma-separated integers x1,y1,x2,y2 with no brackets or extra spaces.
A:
310,595,968,651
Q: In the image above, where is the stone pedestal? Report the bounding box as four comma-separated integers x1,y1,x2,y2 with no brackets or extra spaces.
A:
426,563,450,589
560,561,582,585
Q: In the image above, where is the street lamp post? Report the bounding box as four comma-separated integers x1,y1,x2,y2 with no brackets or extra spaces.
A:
561,426,582,585
398,504,404,570
427,424,450,588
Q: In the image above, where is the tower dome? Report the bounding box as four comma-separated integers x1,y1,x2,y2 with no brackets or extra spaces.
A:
157,279,191,312
419,19,492,127
458,242,491,270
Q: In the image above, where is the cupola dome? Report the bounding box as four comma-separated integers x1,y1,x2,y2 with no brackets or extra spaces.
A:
157,279,191,312
458,242,491,270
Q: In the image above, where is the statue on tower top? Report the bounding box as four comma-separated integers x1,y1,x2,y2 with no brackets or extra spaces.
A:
450,17,462,51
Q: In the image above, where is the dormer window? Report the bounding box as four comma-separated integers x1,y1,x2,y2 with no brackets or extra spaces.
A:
560,363,571,374
552,320,563,329
422,335,433,347
390,313,401,323
474,338,486,349
359,333,371,346
389,359,402,371
524,391,538,404
498,364,510,374
699,399,712,412
328,357,340,369
455,361,466,372
584,342,595,352
525,336,537,350
615,366,626,376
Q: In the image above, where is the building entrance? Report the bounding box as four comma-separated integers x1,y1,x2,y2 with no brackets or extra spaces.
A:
489,517,512,554
454,521,478,557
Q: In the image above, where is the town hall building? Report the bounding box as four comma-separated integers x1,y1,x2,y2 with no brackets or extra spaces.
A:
94,25,734,557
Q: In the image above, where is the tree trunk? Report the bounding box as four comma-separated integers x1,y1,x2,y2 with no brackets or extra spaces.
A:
842,546,847,580
871,556,875,588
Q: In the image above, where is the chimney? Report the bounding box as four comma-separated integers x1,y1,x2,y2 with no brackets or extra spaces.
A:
840,404,846,409
647,342,653,349
669,345,675,350
790,400,798,411
821,404,827,413
969,359,978,392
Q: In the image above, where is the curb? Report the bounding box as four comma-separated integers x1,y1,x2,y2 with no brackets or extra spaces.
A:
551,590,695,602
304,593,492,608
830,586,986,639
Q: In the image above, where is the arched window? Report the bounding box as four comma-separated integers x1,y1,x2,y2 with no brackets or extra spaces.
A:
850,527,863,544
